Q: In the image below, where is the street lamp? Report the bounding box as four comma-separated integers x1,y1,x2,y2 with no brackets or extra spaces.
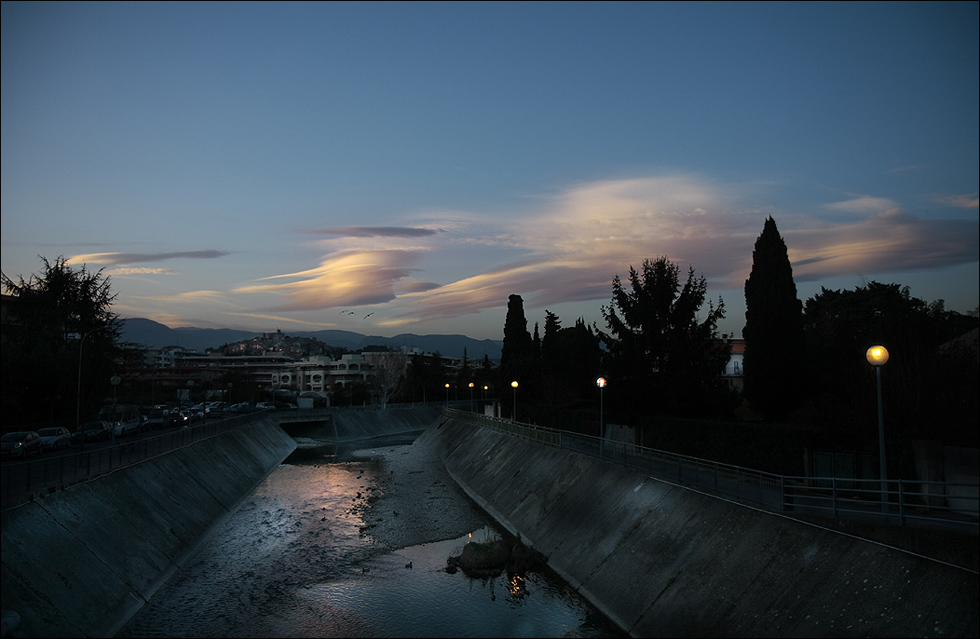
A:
511,381,519,422
445,383,450,407
469,382,475,412
73,327,100,433
596,374,607,430
866,345,889,513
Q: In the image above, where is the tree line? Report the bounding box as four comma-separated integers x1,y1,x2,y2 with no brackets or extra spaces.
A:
4,219,977,471
494,216,978,461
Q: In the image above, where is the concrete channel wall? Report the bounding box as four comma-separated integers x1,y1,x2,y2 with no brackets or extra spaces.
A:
326,404,444,440
424,416,980,638
0,416,295,638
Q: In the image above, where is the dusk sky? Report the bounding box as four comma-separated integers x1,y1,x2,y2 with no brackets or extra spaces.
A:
3,1,977,342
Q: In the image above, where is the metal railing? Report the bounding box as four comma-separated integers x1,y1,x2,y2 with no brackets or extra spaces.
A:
1,411,270,510
445,409,979,535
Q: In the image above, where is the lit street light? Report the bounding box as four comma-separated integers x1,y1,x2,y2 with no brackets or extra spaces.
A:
445,383,450,407
866,345,889,513
511,381,519,422
469,382,475,412
596,377,607,457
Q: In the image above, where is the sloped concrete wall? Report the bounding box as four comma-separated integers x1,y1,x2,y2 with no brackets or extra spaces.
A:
332,405,443,440
291,404,443,441
0,417,295,638
424,416,979,638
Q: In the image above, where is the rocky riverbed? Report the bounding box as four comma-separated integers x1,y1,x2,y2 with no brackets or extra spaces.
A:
350,437,489,551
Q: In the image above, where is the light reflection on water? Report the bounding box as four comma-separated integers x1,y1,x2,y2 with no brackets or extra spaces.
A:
120,446,624,638
304,526,617,638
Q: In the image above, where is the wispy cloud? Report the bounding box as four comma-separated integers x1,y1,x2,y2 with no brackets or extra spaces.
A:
135,290,228,303
307,226,441,238
235,249,424,309
825,196,900,214
228,313,338,328
236,175,979,328
105,267,178,276
67,250,229,266
936,193,980,209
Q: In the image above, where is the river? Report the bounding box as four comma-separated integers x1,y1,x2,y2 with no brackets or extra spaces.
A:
118,438,626,638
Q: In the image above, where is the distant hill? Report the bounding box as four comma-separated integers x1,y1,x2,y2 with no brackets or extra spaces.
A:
119,318,503,361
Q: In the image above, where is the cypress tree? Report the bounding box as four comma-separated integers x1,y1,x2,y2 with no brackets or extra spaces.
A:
743,216,805,420
500,294,534,408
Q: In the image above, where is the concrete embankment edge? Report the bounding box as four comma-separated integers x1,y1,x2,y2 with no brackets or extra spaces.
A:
423,416,980,638
0,418,295,638
328,405,443,441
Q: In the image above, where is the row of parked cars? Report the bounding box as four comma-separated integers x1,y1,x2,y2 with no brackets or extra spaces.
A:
2,402,198,459
2,399,295,459
1,426,75,458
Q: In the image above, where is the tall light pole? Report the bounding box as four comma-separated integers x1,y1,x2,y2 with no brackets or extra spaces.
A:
596,377,607,456
511,381,519,422
866,345,889,513
469,382,475,412
74,327,100,432
445,383,450,407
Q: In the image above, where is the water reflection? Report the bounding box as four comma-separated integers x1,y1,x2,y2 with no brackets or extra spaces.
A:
120,443,624,638
308,526,622,638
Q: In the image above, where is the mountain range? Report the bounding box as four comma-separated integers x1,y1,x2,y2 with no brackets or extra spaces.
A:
119,318,503,361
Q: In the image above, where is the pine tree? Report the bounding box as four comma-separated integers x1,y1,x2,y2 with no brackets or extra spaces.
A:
743,216,805,420
600,256,729,419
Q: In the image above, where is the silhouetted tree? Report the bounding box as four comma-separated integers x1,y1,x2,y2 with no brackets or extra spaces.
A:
2,256,121,427
803,282,979,451
405,352,447,404
541,317,603,413
743,216,805,420
600,256,729,420
500,294,535,415
370,350,410,408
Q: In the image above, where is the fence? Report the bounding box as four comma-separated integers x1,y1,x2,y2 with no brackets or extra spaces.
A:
1,411,267,510
445,409,979,535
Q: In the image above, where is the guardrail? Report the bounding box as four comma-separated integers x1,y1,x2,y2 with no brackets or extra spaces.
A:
0,403,464,509
1,411,270,510
445,408,979,536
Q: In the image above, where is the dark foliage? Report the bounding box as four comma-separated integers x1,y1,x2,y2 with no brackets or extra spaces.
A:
743,217,806,420
803,282,979,450
2,256,122,429
500,294,536,416
599,257,732,420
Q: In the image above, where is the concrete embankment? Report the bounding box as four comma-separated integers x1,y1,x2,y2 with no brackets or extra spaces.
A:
0,417,295,638
424,416,980,638
288,404,444,442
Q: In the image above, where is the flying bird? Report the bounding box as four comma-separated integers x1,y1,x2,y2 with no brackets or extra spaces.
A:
364,313,374,319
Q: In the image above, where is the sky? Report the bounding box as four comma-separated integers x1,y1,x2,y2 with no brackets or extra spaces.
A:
2,1,977,342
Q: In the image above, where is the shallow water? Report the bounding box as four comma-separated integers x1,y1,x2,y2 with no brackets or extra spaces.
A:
120,448,624,638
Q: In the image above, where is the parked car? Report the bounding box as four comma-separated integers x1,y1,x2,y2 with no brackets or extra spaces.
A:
37,426,72,451
1,431,43,458
167,411,189,428
72,421,113,443
145,409,168,429
98,404,145,437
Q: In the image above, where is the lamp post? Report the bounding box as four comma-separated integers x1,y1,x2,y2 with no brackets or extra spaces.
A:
469,382,475,412
866,345,889,513
74,327,101,433
511,381,518,422
596,377,607,456
445,383,450,407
